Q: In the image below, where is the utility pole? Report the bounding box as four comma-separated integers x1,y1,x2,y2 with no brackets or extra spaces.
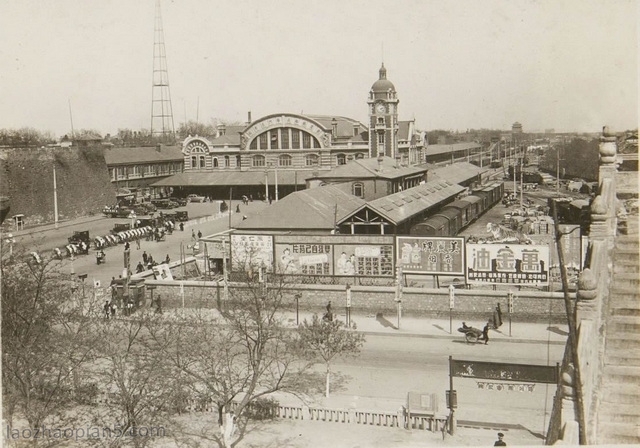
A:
53,164,59,229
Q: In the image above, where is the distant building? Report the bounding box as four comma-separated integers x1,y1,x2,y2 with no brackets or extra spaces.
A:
512,122,523,135
104,145,184,192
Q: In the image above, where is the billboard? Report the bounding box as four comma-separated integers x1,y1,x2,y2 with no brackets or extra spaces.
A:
272,236,394,277
451,359,558,384
466,244,549,286
230,234,273,272
396,237,465,275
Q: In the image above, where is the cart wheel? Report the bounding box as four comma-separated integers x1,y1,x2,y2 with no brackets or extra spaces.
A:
465,333,479,344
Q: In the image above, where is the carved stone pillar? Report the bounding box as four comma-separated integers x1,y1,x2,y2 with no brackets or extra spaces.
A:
576,268,598,320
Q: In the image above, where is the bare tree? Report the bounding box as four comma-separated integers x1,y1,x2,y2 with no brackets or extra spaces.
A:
1,255,99,433
296,314,365,398
149,271,316,447
90,310,174,447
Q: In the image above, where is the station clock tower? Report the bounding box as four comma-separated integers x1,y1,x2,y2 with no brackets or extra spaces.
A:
368,63,399,159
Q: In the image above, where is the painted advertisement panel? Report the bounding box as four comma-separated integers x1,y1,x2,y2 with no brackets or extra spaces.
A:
274,243,332,275
333,244,393,277
272,241,394,277
230,234,273,272
466,244,549,285
396,237,465,275
451,359,558,384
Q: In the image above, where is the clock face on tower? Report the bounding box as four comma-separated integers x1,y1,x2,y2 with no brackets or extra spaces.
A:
376,104,386,114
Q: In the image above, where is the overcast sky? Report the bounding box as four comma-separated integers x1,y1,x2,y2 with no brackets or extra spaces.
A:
0,0,637,137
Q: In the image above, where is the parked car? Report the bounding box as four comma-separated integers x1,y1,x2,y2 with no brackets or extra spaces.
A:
169,196,188,207
187,194,206,203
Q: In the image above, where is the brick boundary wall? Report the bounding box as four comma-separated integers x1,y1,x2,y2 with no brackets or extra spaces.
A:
144,280,569,323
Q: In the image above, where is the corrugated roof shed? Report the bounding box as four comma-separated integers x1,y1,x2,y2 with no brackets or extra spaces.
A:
151,170,308,187
104,146,183,165
429,162,487,185
363,179,464,225
235,185,365,230
424,142,482,156
312,156,427,181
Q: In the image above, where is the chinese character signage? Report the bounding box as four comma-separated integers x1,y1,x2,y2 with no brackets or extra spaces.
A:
466,244,549,285
396,237,465,276
230,234,273,272
271,235,394,277
451,359,558,384
275,243,332,275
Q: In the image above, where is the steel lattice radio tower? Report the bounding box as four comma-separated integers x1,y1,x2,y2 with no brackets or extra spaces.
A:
150,0,175,142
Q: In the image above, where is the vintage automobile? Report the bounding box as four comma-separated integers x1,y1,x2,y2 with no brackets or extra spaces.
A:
102,206,134,218
187,194,206,203
111,223,131,234
68,230,90,254
169,196,188,206
151,198,179,209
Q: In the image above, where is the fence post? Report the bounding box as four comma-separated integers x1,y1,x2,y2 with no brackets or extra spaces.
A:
397,407,406,429
349,408,356,424
302,405,308,420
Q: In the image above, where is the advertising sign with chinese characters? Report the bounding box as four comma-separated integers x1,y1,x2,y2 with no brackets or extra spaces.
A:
466,244,549,285
271,235,395,277
396,237,465,276
230,234,273,272
451,359,558,384
274,243,332,275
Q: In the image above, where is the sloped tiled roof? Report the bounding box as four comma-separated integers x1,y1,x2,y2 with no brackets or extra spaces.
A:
151,170,308,187
428,162,487,185
235,185,365,230
397,121,412,141
103,146,183,165
305,115,368,141
209,125,246,146
360,179,464,225
311,156,427,181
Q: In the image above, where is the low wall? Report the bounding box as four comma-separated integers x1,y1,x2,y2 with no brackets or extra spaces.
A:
144,280,569,322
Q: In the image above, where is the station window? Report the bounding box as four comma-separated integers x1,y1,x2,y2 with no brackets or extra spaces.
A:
279,154,292,167
305,154,319,166
252,155,265,167
353,182,364,198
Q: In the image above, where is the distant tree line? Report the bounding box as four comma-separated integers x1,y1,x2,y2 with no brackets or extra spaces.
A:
539,138,599,181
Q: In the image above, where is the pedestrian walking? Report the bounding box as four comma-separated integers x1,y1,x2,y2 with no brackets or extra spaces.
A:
494,303,503,328
142,251,148,264
191,229,196,241
110,301,117,318
197,230,202,239
124,241,130,251
482,321,491,345
155,295,162,314
103,300,111,319
179,222,184,232
494,432,506,446
136,261,144,273
165,254,170,264
236,204,241,213
135,236,141,250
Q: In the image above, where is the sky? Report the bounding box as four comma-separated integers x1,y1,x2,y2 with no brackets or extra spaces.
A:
0,0,637,137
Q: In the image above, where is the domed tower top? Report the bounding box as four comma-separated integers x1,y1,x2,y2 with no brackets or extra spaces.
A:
370,63,396,99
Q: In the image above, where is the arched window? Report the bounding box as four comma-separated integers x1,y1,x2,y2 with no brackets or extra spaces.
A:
250,138,258,150
336,154,346,165
191,156,197,169
224,155,230,167
199,156,206,169
252,155,265,167
278,154,292,167
353,182,364,198
305,154,319,166
212,157,219,168
236,155,241,167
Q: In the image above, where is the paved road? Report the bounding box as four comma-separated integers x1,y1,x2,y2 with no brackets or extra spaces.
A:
303,333,563,442
20,201,268,286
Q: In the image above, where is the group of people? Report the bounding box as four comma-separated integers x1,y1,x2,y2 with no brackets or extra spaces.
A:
136,251,170,273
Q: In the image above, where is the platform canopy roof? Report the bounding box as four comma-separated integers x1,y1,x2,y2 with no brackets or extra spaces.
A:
235,185,366,231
